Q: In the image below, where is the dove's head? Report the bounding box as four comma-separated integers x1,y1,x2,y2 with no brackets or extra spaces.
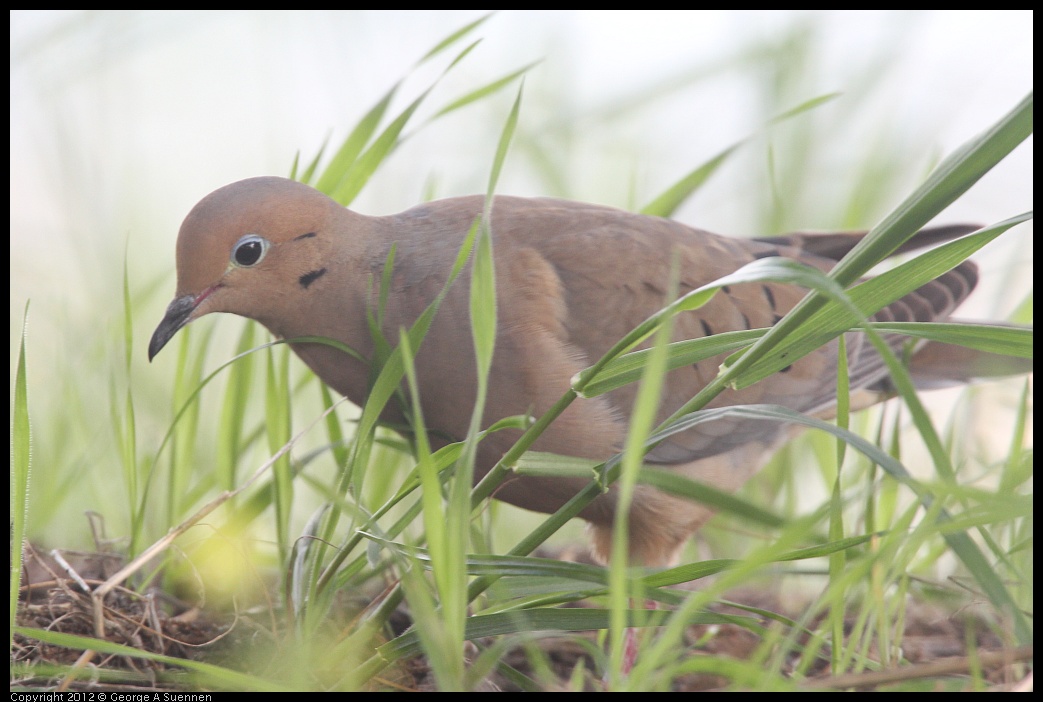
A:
148,176,348,361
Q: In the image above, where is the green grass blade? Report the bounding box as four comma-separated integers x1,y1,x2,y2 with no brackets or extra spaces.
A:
733,214,1030,389
265,344,294,561
867,321,1033,358
314,84,399,196
117,251,139,545
766,92,842,124
573,255,854,396
215,322,257,492
641,93,840,218
15,626,291,691
430,63,536,121
416,12,494,64
666,94,1032,422
607,257,677,684
640,143,741,218
10,302,31,653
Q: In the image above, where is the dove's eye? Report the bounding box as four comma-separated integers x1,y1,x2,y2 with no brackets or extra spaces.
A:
231,235,270,268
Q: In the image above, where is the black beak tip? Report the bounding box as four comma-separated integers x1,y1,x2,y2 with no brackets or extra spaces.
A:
147,333,163,363
148,295,198,362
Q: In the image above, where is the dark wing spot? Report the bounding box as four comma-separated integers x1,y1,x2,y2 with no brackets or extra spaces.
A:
752,248,780,260
299,268,327,289
779,364,793,373
294,232,318,241
762,285,776,311
740,312,751,330
700,319,714,336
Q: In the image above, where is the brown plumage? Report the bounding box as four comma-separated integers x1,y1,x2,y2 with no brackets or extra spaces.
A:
150,176,991,566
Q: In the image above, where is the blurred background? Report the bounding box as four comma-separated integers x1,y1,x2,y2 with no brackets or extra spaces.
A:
10,10,1032,550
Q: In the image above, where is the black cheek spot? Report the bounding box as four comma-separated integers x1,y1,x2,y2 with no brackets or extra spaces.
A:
721,285,731,294
294,232,318,241
299,268,327,289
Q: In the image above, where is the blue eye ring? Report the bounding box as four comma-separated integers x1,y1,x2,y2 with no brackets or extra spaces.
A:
231,234,270,268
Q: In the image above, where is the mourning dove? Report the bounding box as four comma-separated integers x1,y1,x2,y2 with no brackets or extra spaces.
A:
149,176,1001,567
